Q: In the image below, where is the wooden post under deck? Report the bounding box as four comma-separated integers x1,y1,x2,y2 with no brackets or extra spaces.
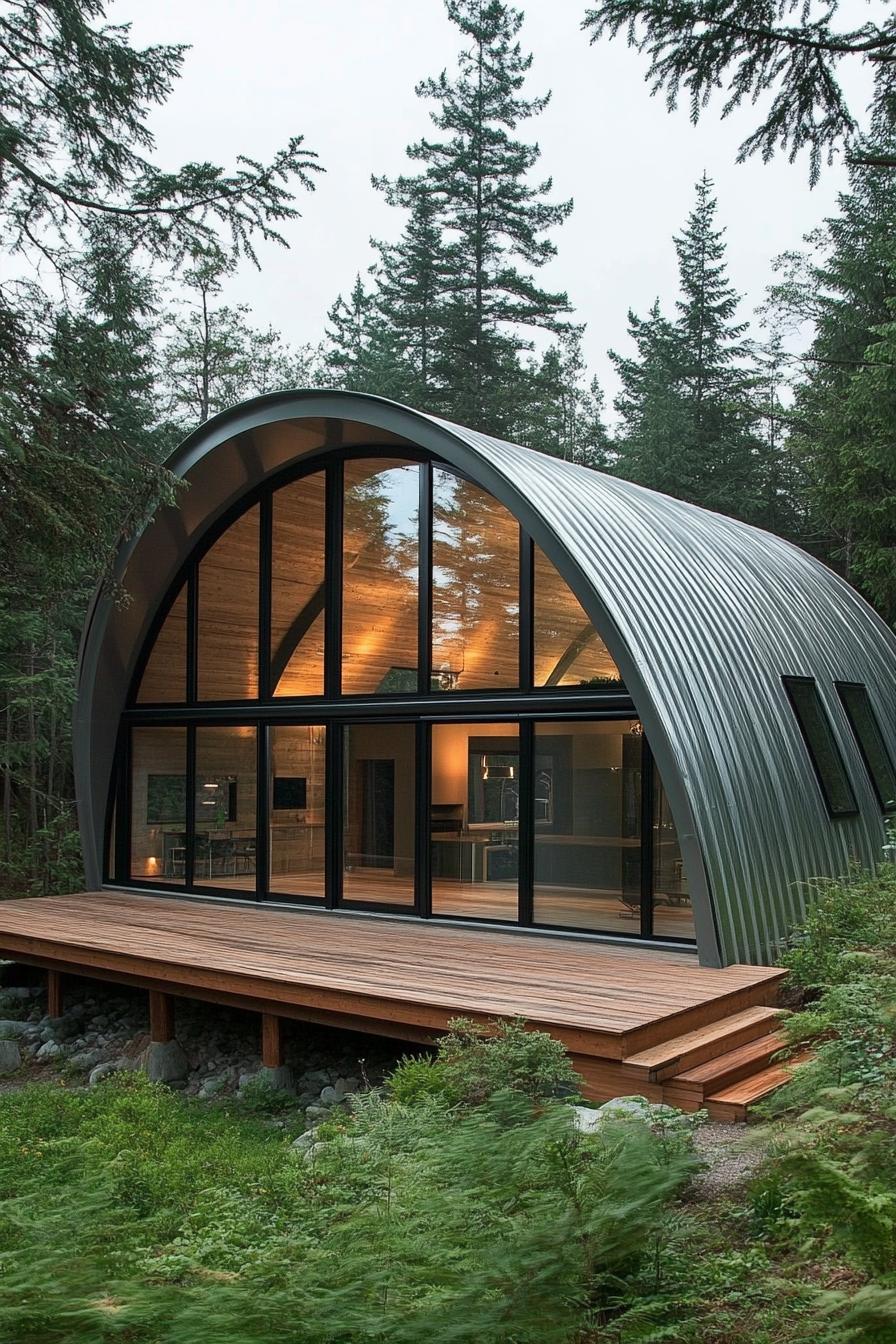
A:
261,1012,283,1068
149,990,174,1044
47,968,63,1018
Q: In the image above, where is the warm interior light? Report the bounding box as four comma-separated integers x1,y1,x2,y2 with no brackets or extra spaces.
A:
146,856,159,873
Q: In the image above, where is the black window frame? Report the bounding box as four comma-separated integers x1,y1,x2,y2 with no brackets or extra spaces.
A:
108,444,698,947
782,676,858,819
835,681,896,814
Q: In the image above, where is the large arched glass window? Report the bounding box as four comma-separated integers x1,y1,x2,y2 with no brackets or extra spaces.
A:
533,544,620,688
116,448,692,947
136,585,187,703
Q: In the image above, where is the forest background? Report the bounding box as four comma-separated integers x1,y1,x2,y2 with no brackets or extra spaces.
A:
2,0,895,893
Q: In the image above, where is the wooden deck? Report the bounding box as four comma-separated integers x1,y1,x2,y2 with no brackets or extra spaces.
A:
0,890,788,1114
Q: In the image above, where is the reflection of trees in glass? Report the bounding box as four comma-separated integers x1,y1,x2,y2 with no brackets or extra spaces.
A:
432,470,519,689
343,461,420,692
146,775,186,824
343,465,419,580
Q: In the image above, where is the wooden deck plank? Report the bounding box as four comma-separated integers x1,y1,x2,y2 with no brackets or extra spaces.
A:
0,891,785,1060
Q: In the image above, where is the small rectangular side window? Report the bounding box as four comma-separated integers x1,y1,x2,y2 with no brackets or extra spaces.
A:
836,682,896,813
783,677,858,818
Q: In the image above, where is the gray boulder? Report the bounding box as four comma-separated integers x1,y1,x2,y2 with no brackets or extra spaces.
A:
197,1075,228,1100
0,1019,28,1039
144,1039,190,1084
36,1040,62,1062
88,1060,125,1087
319,1085,340,1105
291,1128,318,1152
0,1040,21,1075
256,1064,295,1094
68,1050,103,1073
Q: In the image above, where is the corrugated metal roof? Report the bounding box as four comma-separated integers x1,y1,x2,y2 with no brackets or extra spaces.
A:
75,391,896,967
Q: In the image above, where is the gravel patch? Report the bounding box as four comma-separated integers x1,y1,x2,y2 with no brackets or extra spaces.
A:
691,1121,770,1195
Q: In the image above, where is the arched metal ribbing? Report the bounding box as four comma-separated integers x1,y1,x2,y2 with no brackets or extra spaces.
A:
74,390,896,967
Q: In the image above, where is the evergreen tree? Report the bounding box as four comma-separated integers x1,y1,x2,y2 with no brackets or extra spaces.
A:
162,258,322,427
324,274,406,399
0,0,322,892
611,300,693,496
613,178,767,523
770,151,896,622
517,329,613,467
583,1,896,181
376,0,573,432
371,183,449,411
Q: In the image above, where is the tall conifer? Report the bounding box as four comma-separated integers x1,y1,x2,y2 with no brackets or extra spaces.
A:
613,178,767,523
376,0,573,432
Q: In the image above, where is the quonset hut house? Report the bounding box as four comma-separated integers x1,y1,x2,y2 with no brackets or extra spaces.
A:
1,391,894,1119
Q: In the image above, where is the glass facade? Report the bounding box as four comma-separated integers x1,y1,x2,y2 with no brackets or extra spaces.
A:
272,474,326,698
129,726,187,883
533,544,620,688
343,722,416,906
342,461,419,694
533,721,641,933
137,584,188,703
432,469,519,691
116,451,693,945
197,506,260,701
431,722,519,921
193,726,257,892
269,725,326,899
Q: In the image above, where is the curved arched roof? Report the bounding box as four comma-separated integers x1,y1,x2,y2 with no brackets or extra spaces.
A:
75,390,896,967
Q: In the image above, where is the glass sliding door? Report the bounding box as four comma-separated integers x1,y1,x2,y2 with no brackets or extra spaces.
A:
193,726,258,895
342,723,416,907
430,722,520,921
269,725,326,901
532,720,642,933
130,727,187,884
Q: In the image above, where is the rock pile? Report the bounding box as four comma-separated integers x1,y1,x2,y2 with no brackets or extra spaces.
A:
0,979,404,1118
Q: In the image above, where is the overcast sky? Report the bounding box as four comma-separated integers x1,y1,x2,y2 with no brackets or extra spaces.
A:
112,0,873,406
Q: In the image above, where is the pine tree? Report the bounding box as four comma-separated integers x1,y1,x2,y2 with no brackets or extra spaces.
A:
162,258,322,427
324,274,407,398
771,149,896,622
376,0,573,432
583,1,896,181
371,183,449,411
517,330,613,467
611,301,693,496
613,179,767,522
672,174,766,519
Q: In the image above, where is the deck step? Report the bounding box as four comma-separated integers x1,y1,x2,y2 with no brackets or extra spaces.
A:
661,1031,787,1110
622,1005,785,1083
705,1053,808,1123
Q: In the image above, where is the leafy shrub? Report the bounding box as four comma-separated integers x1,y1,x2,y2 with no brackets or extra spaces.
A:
235,1074,300,1116
781,863,896,993
386,1052,447,1105
752,864,896,1277
430,1016,582,1107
